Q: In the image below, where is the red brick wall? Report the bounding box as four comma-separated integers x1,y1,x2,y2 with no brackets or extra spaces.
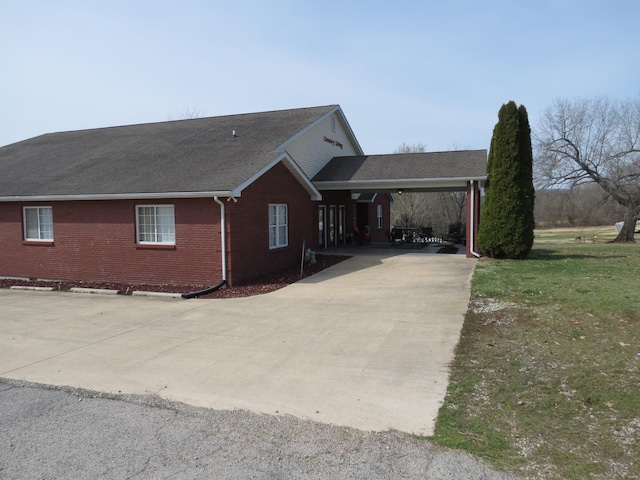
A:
367,194,392,243
0,198,222,286
225,162,315,285
0,167,397,287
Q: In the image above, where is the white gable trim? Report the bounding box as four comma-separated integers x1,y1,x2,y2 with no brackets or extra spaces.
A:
355,193,378,203
232,152,322,201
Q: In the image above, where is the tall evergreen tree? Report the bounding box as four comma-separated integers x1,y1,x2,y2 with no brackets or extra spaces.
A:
478,101,535,258
517,105,536,251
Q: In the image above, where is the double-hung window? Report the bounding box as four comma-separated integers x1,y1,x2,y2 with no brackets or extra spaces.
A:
24,206,54,241
136,205,175,245
269,204,288,249
377,204,383,229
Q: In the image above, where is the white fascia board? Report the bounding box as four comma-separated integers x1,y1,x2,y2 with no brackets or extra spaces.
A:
314,178,468,190
333,106,365,155
0,191,235,202
356,193,378,203
280,152,323,200
232,152,322,201
314,177,486,191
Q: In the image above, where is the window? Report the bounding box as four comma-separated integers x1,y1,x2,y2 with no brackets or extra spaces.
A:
269,204,288,249
377,205,383,229
24,206,54,241
136,205,175,244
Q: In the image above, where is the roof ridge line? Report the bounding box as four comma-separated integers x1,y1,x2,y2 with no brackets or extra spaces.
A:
38,104,341,138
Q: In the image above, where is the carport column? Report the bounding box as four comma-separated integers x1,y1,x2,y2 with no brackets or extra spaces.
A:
466,180,481,258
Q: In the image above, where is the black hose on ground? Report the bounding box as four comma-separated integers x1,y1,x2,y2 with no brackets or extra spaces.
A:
181,279,227,299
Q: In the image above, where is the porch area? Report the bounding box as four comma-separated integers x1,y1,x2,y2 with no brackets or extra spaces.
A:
312,150,487,258
322,240,467,257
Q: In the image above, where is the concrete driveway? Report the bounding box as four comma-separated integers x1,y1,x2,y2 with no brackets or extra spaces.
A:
0,252,476,436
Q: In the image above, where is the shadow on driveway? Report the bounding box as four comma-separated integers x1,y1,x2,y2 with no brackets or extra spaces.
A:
0,252,476,436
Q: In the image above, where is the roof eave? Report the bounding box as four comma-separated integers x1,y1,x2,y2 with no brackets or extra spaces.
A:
314,176,487,192
0,191,236,202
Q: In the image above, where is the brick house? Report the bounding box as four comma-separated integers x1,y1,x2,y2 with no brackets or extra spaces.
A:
0,105,486,289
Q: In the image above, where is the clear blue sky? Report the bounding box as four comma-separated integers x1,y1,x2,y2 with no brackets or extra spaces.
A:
2,1,638,154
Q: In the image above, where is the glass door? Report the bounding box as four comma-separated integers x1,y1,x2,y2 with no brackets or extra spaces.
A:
318,206,326,248
338,205,346,244
329,205,336,246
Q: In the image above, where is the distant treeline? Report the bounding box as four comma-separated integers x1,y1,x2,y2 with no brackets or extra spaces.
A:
391,185,623,234
534,184,624,228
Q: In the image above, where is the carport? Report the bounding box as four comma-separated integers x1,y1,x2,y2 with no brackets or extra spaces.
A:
312,150,487,257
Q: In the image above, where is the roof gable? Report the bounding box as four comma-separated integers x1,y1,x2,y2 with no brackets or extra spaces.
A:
233,152,322,201
278,106,364,180
274,106,363,156
0,105,337,200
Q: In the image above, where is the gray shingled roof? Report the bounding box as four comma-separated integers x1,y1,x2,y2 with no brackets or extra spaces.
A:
312,150,488,184
0,105,337,199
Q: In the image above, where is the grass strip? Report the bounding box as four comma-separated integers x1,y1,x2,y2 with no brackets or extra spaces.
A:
432,229,640,479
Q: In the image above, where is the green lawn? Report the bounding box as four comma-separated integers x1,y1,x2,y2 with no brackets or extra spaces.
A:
431,227,640,479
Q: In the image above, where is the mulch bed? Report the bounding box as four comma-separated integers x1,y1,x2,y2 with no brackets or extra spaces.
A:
0,254,350,299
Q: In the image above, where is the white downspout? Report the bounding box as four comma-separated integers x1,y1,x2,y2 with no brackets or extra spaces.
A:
213,196,227,281
469,180,481,258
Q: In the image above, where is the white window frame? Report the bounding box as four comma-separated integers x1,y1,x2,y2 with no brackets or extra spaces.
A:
136,205,176,245
269,204,288,249
23,206,54,241
377,204,383,229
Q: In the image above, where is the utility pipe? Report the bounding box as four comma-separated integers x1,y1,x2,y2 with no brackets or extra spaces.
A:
181,196,229,299
213,196,228,281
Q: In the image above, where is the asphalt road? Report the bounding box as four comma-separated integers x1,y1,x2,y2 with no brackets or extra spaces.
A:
0,378,519,480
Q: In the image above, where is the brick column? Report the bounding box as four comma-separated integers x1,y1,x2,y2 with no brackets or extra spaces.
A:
465,180,481,257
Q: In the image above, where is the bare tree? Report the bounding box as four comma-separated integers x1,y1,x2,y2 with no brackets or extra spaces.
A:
395,142,428,154
390,143,467,237
438,191,466,234
535,97,640,241
392,191,433,228
391,143,431,228
535,185,624,228
167,106,202,121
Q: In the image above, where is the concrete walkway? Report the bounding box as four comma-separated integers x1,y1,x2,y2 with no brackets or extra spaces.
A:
0,252,476,436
